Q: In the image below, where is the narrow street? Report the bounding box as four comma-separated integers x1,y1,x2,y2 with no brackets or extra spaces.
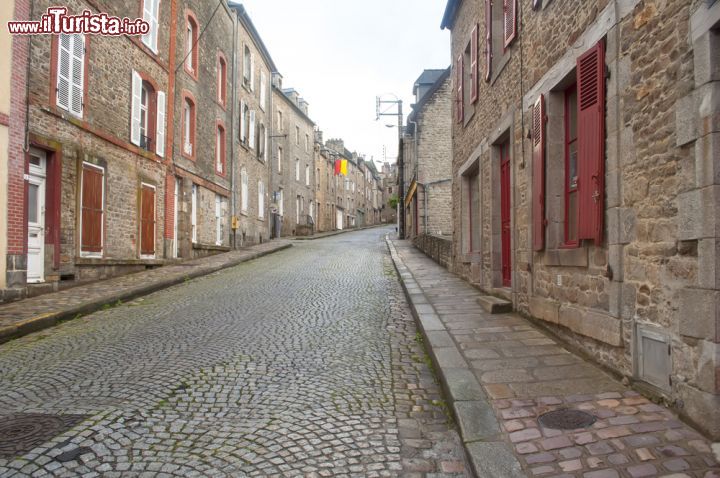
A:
0,227,468,477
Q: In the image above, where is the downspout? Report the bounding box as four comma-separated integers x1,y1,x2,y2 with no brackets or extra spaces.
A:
407,117,419,234
230,9,238,249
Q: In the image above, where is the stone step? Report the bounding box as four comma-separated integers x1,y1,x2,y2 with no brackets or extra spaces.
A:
476,295,512,314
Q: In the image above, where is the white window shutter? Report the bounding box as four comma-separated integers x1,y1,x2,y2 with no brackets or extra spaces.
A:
240,100,246,143
260,72,266,110
131,70,142,146
70,34,85,116
156,91,166,156
142,0,159,52
264,127,268,162
250,54,255,91
249,110,256,149
56,34,71,111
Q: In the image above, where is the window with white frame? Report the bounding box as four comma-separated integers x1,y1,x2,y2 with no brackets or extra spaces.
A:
295,158,300,181
278,146,283,172
248,110,256,149
260,72,267,111
278,188,284,216
305,165,310,186
258,181,265,219
141,0,160,52
215,194,223,245
240,168,248,213
191,183,198,243
56,33,85,117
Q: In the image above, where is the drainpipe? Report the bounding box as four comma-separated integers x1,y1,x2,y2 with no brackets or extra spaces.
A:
230,10,238,249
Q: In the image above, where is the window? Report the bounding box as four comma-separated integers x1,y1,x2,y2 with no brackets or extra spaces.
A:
278,146,283,172
258,181,265,219
317,168,320,190
141,0,160,52
503,0,518,48
56,33,85,117
258,123,265,160
278,188,284,216
131,71,163,155
295,125,300,144
216,122,226,175
217,53,227,106
455,53,464,123
80,162,104,256
240,100,248,143
243,45,252,88
564,84,579,246
295,158,300,181
215,195,223,245
185,13,198,77
182,94,196,158
277,110,283,131
305,165,310,186
240,168,248,213
305,134,309,152
296,196,300,224
260,72,267,111
248,110,256,149
309,201,314,220
191,184,197,243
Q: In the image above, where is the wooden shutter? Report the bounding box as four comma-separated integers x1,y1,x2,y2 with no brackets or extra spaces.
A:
70,34,84,116
484,0,492,82
240,100,246,143
250,53,256,91
576,41,605,244
57,34,71,111
503,0,517,47
156,91,166,156
140,185,156,255
470,24,478,103
81,164,103,253
249,110,256,149
532,95,546,251
131,71,142,146
455,54,463,123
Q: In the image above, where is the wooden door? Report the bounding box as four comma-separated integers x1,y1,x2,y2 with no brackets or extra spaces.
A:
500,144,511,288
140,184,155,257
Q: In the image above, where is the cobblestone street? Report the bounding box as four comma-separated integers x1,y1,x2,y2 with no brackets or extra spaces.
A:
0,227,468,477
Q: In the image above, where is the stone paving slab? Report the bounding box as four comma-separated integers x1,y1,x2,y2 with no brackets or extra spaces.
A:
0,241,291,344
387,237,720,478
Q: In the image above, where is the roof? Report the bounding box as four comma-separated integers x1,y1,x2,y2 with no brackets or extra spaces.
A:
413,69,447,96
440,0,460,30
407,66,451,125
229,3,278,72
273,85,315,126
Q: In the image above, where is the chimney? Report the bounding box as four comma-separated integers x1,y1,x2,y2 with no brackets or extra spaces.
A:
271,72,283,89
314,128,323,144
299,98,309,116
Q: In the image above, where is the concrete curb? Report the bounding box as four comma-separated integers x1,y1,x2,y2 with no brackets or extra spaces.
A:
0,243,292,344
291,224,391,240
385,236,524,478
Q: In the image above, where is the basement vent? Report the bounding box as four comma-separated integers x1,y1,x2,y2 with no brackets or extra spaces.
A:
635,324,671,391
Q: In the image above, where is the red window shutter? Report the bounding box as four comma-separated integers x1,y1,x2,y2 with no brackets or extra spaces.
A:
532,95,546,251
576,40,605,244
81,165,103,253
470,24,478,103
141,185,156,255
484,0,492,82
456,54,464,123
503,0,517,48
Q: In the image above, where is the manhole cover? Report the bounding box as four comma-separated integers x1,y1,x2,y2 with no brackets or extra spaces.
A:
538,409,596,430
0,414,87,458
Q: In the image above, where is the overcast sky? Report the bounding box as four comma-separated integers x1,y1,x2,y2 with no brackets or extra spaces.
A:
233,1,450,168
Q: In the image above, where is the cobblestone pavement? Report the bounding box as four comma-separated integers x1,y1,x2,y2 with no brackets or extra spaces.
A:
0,241,291,342
0,227,468,477
391,239,720,478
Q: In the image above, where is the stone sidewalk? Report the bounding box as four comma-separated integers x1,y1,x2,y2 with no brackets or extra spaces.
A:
388,238,720,478
0,240,291,344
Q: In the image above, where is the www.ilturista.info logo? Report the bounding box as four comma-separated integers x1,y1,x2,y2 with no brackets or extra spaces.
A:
7,7,149,35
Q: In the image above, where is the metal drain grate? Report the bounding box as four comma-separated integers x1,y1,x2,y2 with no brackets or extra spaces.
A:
0,414,87,458
538,409,596,430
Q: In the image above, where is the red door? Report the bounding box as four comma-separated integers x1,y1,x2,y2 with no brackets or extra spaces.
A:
140,184,155,257
500,144,511,287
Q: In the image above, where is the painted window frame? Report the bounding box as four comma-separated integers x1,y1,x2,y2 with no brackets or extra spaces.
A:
184,10,199,80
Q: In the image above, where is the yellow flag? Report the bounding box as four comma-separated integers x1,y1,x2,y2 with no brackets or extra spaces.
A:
340,159,348,176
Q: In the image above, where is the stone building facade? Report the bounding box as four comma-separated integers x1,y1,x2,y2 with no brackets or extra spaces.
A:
442,0,720,437
314,136,338,233
402,68,453,241
270,86,315,237
232,5,274,246
379,162,398,225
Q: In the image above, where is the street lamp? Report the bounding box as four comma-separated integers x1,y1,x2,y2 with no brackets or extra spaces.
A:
375,94,404,238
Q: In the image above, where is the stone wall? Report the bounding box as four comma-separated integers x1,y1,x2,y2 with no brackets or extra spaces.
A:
446,0,720,437
414,234,453,270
